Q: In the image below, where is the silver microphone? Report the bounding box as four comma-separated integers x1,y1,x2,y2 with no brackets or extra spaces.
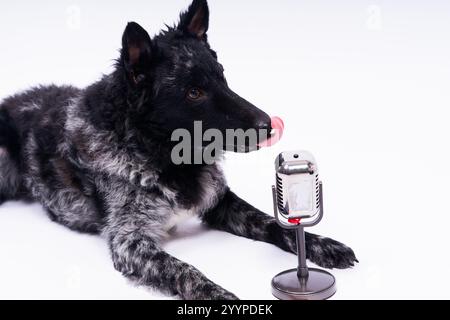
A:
275,151,320,223
271,151,336,300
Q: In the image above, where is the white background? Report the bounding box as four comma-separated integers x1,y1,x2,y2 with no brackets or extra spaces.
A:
0,0,449,299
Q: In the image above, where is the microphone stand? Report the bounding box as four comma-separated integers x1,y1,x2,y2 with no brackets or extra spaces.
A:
271,182,337,300
296,226,309,280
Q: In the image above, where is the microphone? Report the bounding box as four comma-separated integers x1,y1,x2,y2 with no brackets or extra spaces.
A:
271,151,336,300
275,151,320,223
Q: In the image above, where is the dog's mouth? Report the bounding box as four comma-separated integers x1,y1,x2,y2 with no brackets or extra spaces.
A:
225,116,285,153
257,116,284,148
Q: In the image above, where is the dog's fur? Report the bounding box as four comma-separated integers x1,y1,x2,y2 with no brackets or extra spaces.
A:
0,0,357,299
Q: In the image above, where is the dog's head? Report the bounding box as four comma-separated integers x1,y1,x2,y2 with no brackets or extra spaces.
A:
118,0,274,153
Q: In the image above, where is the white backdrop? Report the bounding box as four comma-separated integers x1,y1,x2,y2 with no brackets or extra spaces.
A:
0,0,449,299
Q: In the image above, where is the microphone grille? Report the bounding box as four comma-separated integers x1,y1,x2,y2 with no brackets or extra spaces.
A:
276,173,287,216
315,173,320,209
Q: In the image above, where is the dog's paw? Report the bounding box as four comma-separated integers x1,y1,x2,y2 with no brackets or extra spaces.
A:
307,236,358,269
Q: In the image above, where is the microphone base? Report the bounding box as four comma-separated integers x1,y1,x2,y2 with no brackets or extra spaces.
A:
272,268,336,300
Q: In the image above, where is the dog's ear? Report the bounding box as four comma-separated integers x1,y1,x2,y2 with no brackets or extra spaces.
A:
178,0,209,40
121,22,152,85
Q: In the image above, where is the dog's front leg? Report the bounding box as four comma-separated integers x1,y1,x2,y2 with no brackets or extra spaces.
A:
202,190,358,269
104,214,238,300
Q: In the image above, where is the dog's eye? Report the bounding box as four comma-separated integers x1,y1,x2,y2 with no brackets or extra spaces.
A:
187,88,204,101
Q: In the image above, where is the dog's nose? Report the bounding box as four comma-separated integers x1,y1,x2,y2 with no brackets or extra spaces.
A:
256,121,271,132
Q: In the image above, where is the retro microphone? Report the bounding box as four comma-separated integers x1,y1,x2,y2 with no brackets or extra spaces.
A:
271,151,336,300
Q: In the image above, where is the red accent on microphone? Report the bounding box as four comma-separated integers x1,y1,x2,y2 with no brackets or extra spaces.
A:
288,218,301,225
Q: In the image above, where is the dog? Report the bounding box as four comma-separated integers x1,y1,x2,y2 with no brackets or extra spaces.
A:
0,0,357,300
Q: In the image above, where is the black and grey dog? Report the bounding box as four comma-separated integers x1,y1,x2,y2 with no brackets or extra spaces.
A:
0,0,357,300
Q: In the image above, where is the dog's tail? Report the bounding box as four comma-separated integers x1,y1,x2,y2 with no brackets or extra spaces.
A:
0,109,21,204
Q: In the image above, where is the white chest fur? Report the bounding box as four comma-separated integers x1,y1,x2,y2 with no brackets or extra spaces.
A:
164,209,197,231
